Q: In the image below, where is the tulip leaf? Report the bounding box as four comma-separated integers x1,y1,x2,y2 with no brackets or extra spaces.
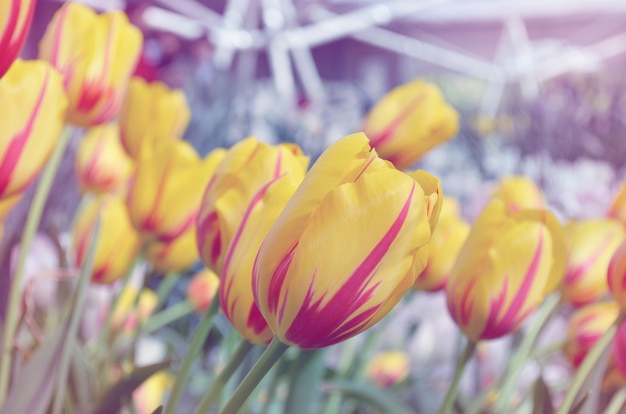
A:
285,349,327,414
94,359,172,414
322,380,413,414
531,375,554,414
68,341,93,411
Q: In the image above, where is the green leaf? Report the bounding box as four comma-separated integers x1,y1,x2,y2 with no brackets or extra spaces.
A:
531,375,554,414
94,359,172,414
322,380,413,414
285,349,327,414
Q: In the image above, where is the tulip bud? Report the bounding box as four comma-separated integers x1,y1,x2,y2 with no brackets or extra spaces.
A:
365,351,410,388
0,0,36,78
0,59,67,199
414,197,469,292
75,124,133,194
73,196,141,284
39,3,142,127
608,238,626,311
446,199,566,342
561,219,625,306
134,371,173,414
364,79,459,169
119,78,190,159
563,302,620,368
253,133,441,349
491,175,545,210
145,227,199,273
187,268,219,314
612,321,626,379
127,140,224,243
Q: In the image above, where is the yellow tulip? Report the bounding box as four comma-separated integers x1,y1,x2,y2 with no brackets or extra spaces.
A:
491,175,545,210
39,3,142,127
73,195,141,284
0,59,67,199
363,79,459,169
608,238,626,311
187,268,220,314
414,197,470,292
74,124,133,194
0,0,36,77
119,77,190,159
127,140,224,243
561,219,625,306
133,371,173,414
145,227,199,273
253,133,441,349
446,199,566,342
365,351,410,388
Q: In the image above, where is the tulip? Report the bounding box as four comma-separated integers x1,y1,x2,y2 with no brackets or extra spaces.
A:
491,175,545,210
73,195,141,284
563,302,620,368
0,0,36,78
561,219,625,306
127,140,224,243
608,238,626,311
253,133,441,349
187,268,220,314
0,59,67,199
365,351,410,388
446,199,566,342
612,321,626,378
363,79,459,169
608,180,626,225
74,124,133,194
134,371,173,414
39,3,142,127
145,227,199,273
414,197,470,292
119,77,190,159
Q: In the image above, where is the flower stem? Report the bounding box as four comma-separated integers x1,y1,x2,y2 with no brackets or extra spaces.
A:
219,337,289,414
438,340,476,414
142,300,194,334
162,293,220,414
0,125,72,405
193,340,255,414
153,273,180,310
605,387,626,414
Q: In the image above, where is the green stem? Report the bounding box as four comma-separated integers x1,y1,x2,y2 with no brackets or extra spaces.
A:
153,273,180,310
162,293,220,414
193,340,255,414
605,387,626,414
325,339,358,413
0,125,72,405
142,301,194,334
51,216,101,414
438,340,476,414
219,337,289,414
556,315,623,414
493,294,561,411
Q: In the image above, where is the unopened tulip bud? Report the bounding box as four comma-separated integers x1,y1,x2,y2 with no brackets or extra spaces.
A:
187,268,219,314
491,175,545,210
365,351,410,388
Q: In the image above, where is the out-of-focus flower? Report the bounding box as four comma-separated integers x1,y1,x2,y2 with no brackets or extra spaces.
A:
491,175,545,210
365,351,410,388
127,140,224,243
119,77,190,159
613,321,626,379
564,302,620,368
39,2,142,127
145,227,198,273
112,287,158,333
561,219,625,306
0,59,67,199
608,238,626,311
0,0,36,78
74,124,132,194
253,133,441,349
133,371,173,414
186,268,219,314
602,356,626,393
608,180,626,224
73,196,141,284
414,197,469,292
446,199,566,342
363,79,459,169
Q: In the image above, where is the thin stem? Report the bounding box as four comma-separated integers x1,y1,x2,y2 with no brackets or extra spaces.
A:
51,216,101,414
605,387,626,414
219,337,289,414
162,293,220,414
153,273,180,310
142,301,194,334
556,314,623,414
493,294,561,411
193,340,255,414
438,340,477,414
0,125,72,405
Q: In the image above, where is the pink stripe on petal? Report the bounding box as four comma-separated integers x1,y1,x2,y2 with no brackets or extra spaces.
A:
566,231,621,284
369,93,427,148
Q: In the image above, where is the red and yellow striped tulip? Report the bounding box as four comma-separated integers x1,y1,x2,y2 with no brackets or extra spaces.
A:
414,197,470,292
564,301,620,368
253,133,441,349
612,321,626,378
0,0,36,78
75,123,132,194
119,77,190,159
491,175,545,210
0,59,67,199
73,195,141,284
365,351,410,388
39,3,142,127
145,227,199,273
127,140,224,243
608,238,626,311
446,199,566,342
561,219,625,306
608,180,626,225
187,268,220,314
363,79,459,169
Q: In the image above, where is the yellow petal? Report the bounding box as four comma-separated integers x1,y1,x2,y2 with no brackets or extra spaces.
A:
145,227,199,273
0,0,36,77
